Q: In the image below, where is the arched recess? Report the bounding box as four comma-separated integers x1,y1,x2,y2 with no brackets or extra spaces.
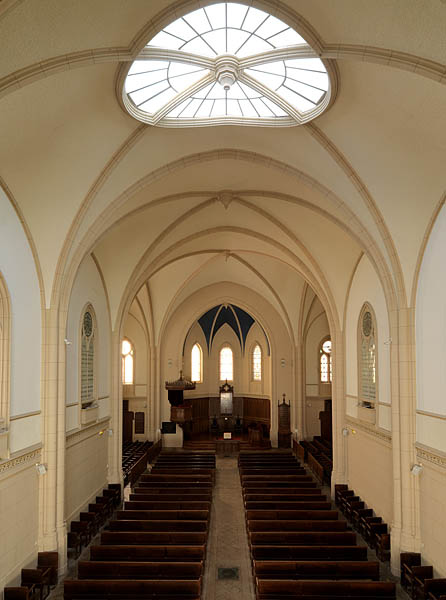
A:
160,282,294,447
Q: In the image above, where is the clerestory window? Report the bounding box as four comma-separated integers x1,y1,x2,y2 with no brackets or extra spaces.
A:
122,2,331,127
359,305,377,406
220,346,233,381
122,338,134,385
191,343,203,382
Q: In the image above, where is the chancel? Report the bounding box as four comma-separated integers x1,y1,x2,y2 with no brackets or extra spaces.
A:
0,1,446,598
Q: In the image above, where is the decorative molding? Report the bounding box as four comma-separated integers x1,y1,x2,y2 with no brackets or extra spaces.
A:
416,409,446,421
416,443,446,470
9,410,41,421
345,416,392,446
66,417,110,449
0,446,41,476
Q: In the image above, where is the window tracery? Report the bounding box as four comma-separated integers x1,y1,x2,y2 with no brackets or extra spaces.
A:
319,338,332,384
122,338,134,385
81,305,96,406
359,304,377,406
252,343,262,381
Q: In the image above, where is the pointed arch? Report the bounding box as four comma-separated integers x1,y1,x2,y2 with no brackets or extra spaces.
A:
219,345,233,381
252,343,262,382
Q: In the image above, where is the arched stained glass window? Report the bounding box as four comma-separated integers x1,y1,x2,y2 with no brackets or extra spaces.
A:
252,344,262,381
81,306,96,406
191,343,203,382
359,305,377,405
319,338,332,383
122,339,134,385
220,346,233,381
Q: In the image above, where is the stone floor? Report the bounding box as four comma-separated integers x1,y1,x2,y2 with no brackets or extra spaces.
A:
48,460,409,599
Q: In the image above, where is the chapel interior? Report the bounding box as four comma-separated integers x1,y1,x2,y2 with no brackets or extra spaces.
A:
0,0,446,598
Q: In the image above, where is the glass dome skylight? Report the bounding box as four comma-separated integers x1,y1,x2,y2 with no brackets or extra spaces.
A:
122,3,331,127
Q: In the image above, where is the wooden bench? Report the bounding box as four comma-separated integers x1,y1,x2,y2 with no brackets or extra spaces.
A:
246,510,338,521
78,560,203,580
247,520,347,532
89,545,205,562
139,474,212,483
255,579,396,599
245,501,331,510
245,495,325,504
124,501,211,511
137,482,212,489
246,501,332,511
253,560,380,580
422,579,446,600
131,488,212,497
4,587,36,600
129,493,212,503
115,509,209,521
64,579,201,599
242,483,318,491
251,545,368,561
108,519,208,532
100,531,207,545
243,479,313,487
401,552,421,590
249,531,357,546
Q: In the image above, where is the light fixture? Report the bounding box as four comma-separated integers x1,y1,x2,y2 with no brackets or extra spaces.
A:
342,427,349,437
35,463,47,475
217,70,236,90
108,429,113,437
64,338,72,346
411,464,423,476
281,359,286,367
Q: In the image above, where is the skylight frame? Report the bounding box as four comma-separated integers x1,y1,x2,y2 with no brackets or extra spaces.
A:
120,2,335,128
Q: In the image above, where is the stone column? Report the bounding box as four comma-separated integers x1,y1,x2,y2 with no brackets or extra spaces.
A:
331,327,346,491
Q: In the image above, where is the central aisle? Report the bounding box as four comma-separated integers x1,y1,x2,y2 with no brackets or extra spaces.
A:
203,456,255,600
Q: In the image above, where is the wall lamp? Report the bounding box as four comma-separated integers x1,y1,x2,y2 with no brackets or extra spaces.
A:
35,463,47,475
411,464,423,476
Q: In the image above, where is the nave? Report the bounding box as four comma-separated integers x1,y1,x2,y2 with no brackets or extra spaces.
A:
36,449,407,600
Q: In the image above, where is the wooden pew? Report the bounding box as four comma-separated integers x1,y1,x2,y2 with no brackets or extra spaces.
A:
246,501,332,511
101,531,207,545
115,509,209,521
137,481,212,489
4,587,36,600
249,531,357,546
131,488,212,497
401,552,421,590
246,510,338,521
108,519,208,532
253,560,380,580
245,501,332,510
78,560,203,580
64,579,201,599
251,545,368,561
247,520,347,532
255,579,396,599
139,474,212,483
124,501,211,511
129,493,212,502
89,545,206,563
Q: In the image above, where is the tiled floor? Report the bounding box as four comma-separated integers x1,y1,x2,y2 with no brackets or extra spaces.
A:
49,462,410,600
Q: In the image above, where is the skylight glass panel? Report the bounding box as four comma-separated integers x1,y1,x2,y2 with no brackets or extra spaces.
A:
138,87,177,113
226,29,250,54
242,7,268,32
236,35,272,57
256,15,289,40
268,28,306,47
205,4,225,29
149,30,182,50
164,19,196,42
183,9,210,34
202,29,226,54
125,2,331,125
245,69,284,91
227,3,248,29
182,36,216,57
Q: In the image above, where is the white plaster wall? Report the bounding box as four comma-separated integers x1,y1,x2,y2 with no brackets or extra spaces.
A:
416,203,446,418
347,429,393,524
65,426,109,523
0,189,41,422
65,254,111,430
345,254,391,417
0,461,39,591
418,461,446,577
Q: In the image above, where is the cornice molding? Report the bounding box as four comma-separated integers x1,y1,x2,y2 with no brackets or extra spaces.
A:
416,443,446,470
345,416,392,446
0,447,41,477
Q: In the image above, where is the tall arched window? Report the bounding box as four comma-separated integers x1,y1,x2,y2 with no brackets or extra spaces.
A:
80,305,96,406
252,344,262,381
220,346,233,381
122,338,134,385
359,305,377,406
191,343,203,382
319,338,332,384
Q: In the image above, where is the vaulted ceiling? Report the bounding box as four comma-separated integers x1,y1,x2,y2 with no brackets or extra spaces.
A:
1,0,445,335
